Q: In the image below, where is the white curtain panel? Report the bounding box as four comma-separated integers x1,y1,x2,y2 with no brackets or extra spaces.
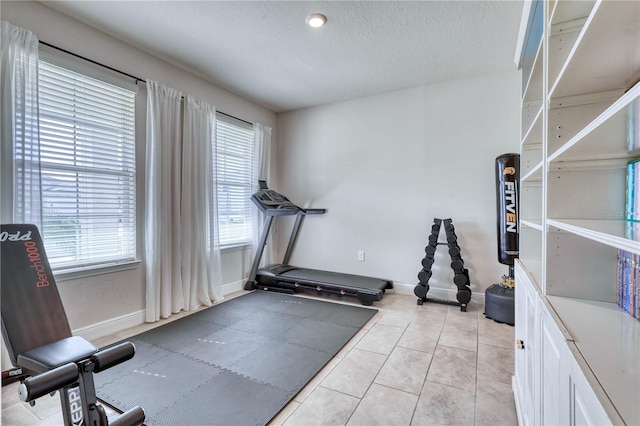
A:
0,21,42,226
251,123,273,265
182,95,222,309
145,80,184,322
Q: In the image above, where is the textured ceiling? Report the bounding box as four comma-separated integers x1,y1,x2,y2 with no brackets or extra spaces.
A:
41,1,523,113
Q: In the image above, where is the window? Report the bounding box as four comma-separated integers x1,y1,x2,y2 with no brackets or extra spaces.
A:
38,60,137,272
215,115,253,247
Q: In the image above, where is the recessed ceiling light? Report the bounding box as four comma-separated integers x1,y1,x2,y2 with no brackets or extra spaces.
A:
306,13,327,28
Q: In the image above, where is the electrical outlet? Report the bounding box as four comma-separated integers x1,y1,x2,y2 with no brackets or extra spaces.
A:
358,250,365,261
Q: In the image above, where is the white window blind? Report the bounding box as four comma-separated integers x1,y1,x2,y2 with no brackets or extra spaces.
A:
38,60,137,271
216,116,253,246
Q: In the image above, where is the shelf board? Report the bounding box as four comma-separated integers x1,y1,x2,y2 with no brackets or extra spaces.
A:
518,258,543,291
516,258,542,294
547,219,640,254
523,37,544,103
522,100,543,137
521,145,543,180
549,0,595,27
518,224,543,290
521,219,543,231
547,295,640,426
521,160,543,182
550,0,640,100
548,82,640,163
548,18,587,89
522,106,542,147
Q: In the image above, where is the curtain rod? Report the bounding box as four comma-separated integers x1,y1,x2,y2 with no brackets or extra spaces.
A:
39,40,254,126
216,111,252,126
39,41,144,83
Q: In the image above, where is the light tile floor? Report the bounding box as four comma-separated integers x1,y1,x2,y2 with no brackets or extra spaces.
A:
1,291,517,425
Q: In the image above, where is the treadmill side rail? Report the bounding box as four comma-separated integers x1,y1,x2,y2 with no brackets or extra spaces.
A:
253,267,393,306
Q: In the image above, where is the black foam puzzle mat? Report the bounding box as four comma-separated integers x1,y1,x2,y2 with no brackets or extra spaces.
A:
94,291,377,426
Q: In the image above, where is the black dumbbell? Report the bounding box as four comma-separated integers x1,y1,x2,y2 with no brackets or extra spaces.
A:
453,272,468,287
456,288,472,305
418,270,432,282
451,259,464,271
414,284,429,300
422,257,434,269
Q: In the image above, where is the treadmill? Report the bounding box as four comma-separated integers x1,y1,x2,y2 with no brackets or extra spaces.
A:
245,181,393,305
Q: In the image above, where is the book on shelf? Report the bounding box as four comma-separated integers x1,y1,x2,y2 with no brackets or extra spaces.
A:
627,159,639,223
622,157,639,319
617,249,639,320
629,100,640,153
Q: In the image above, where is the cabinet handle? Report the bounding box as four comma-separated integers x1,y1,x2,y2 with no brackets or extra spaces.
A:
516,339,525,350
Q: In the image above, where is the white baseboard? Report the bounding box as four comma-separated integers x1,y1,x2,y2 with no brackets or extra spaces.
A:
73,280,248,342
73,310,146,342
390,282,486,305
222,279,246,296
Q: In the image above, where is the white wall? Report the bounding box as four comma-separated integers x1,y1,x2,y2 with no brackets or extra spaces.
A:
1,2,276,337
1,1,519,365
276,69,521,299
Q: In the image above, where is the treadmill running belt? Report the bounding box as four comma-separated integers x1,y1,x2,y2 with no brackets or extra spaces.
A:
280,268,390,290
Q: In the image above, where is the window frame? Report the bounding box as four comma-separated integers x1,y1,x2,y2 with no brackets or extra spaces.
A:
36,52,140,276
215,114,254,250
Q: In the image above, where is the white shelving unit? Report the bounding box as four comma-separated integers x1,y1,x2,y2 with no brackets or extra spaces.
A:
513,1,640,424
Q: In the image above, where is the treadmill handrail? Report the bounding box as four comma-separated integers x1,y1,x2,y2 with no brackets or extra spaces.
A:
301,208,326,215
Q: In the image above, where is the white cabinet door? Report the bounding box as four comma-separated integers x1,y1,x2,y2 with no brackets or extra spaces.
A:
514,262,540,426
567,345,618,426
513,263,527,424
538,298,571,426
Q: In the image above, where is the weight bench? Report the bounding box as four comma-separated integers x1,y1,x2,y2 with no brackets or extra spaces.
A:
1,223,145,426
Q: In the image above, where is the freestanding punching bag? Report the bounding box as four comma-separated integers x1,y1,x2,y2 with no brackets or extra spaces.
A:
485,153,520,325
495,153,520,271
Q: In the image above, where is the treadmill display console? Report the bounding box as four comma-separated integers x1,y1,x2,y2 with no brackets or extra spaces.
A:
252,181,300,216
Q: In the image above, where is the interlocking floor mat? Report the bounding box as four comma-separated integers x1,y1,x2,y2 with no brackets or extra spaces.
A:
95,291,377,426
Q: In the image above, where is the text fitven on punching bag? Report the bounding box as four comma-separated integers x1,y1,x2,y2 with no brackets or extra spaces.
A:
495,153,520,266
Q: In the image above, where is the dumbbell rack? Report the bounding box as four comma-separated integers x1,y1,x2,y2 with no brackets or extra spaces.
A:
414,218,472,311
